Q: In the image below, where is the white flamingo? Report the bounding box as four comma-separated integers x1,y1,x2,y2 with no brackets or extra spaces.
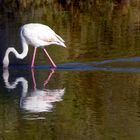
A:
3,69,65,113
3,23,66,68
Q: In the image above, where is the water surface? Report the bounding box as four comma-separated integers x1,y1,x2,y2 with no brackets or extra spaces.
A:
0,1,140,140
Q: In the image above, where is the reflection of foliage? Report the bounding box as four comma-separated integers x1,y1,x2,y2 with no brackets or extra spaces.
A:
0,0,139,13
0,0,47,11
0,0,139,64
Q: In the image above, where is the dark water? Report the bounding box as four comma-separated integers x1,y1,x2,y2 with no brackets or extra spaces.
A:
0,1,140,140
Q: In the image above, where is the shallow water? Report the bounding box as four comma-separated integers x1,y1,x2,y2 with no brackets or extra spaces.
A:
0,1,140,140
1,66,140,140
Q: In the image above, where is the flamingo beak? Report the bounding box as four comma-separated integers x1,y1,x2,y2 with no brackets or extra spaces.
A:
61,42,66,48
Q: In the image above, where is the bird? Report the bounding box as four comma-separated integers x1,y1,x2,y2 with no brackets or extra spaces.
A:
3,68,65,113
3,23,66,68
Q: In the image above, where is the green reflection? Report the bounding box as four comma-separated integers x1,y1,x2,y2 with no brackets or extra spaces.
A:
1,69,140,139
0,1,139,65
0,1,140,140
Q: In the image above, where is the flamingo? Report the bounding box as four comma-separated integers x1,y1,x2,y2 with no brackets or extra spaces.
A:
3,68,65,114
3,23,66,68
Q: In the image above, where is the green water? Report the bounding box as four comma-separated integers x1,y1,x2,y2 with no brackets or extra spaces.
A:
1,69,140,140
0,1,140,140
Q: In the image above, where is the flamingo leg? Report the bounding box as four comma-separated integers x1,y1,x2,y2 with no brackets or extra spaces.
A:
31,69,36,90
31,47,37,68
44,69,55,87
43,48,57,68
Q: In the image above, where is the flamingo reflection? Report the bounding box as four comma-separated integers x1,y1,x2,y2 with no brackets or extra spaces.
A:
3,69,65,113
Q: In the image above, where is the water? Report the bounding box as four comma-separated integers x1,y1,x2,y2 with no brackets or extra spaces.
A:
0,1,140,140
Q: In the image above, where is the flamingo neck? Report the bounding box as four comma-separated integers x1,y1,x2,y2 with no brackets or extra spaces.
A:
3,35,29,68
3,69,28,94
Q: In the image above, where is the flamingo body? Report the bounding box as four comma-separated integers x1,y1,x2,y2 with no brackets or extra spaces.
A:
21,23,65,47
3,23,66,68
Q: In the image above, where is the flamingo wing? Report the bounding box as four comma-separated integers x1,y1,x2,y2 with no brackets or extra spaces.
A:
22,23,65,47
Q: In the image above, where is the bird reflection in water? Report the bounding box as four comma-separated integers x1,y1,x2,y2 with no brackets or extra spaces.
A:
3,68,65,117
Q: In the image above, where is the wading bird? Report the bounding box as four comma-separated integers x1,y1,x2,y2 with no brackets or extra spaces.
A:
3,23,66,68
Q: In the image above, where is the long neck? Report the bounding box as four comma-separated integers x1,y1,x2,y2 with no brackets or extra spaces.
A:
3,69,28,94
3,31,29,68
